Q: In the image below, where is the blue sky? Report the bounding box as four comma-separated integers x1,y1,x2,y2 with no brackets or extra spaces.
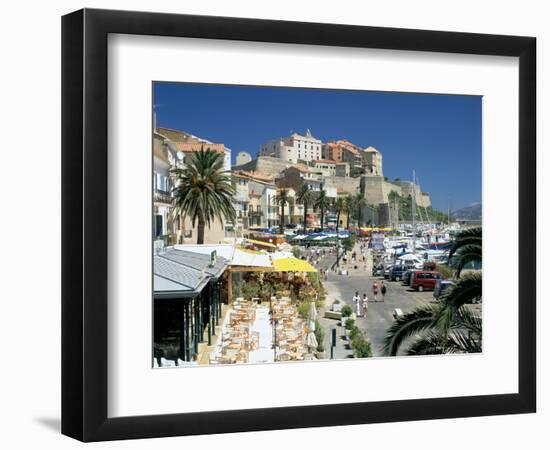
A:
153,82,481,211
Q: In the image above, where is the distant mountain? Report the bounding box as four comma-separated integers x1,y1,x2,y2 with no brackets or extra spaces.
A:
453,203,482,220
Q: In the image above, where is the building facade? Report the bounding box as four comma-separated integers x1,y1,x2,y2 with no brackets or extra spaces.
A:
259,129,323,164
155,126,228,244
361,146,383,176
232,171,278,230
153,132,177,247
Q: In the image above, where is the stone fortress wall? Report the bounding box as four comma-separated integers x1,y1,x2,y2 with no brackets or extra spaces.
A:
233,157,432,209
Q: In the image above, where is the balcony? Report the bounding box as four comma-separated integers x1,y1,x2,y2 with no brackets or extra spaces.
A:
154,189,172,205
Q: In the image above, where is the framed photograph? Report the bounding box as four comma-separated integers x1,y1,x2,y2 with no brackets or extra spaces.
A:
62,8,536,442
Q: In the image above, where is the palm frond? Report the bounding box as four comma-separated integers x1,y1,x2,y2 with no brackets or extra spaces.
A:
406,329,481,355
435,273,482,330
171,149,236,234
383,304,439,356
448,227,482,260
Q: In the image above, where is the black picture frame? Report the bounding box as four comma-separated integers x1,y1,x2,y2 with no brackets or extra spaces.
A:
61,8,536,442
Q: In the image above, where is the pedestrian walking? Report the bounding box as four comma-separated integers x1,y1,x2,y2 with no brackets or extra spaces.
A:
353,291,361,316
380,281,387,302
372,281,379,302
362,294,369,317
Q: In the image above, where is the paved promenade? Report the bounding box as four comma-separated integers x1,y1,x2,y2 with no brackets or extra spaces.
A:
315,243,435,358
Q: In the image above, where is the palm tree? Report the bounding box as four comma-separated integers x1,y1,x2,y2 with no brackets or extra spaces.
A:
314,189,331,231
296,184,314,233
383,302,481,356
383,226,482,356
172,149,235,245
333,196,345,267
344,194,356,231
448,227,482,276
275,189,290,234
354,193,367,228
333,197,345,233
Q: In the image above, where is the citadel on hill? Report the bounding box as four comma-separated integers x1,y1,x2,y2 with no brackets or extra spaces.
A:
153,125,433,245
234,129,431,216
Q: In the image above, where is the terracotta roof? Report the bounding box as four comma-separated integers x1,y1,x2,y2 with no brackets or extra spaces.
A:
325,139,363,155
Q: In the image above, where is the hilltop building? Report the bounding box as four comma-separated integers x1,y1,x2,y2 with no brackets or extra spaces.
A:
323,140,363,173
362,146,383,176
259,129,322,164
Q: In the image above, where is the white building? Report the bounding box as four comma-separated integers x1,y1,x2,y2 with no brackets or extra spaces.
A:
259,129,322,164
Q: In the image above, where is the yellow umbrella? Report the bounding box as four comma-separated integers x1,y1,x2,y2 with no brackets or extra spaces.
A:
272,258,317,273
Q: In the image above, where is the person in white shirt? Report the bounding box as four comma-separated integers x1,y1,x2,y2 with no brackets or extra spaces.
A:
353,291,361,316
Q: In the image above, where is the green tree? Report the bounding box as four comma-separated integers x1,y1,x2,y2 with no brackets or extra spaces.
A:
314,189,331,231
344,194,356,230
333,196,345,232
354,193,367,227
172,148,236,244
297,184,314,232
276,189,290,233
351,330,373,358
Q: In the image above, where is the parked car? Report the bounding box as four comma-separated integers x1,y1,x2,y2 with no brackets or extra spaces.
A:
411,271,442,291
402,269,420,286
434,279,456,299
383,265,394,279
372,264,384,277
389,265,407,281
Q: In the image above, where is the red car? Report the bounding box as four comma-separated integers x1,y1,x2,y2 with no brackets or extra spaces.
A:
411,271,442,292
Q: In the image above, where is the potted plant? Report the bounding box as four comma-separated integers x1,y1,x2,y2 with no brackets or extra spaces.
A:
332,299,342,312
314,320,325,358
351,331,372,358
343,318,355,341
340,305,353,327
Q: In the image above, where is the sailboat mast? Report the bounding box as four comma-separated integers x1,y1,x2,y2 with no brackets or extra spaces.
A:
412,169,416,254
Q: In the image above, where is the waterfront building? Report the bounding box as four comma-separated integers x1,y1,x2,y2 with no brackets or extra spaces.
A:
154,248,228,365
155,126,229,244
232,171,278,229
153,131,177,247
